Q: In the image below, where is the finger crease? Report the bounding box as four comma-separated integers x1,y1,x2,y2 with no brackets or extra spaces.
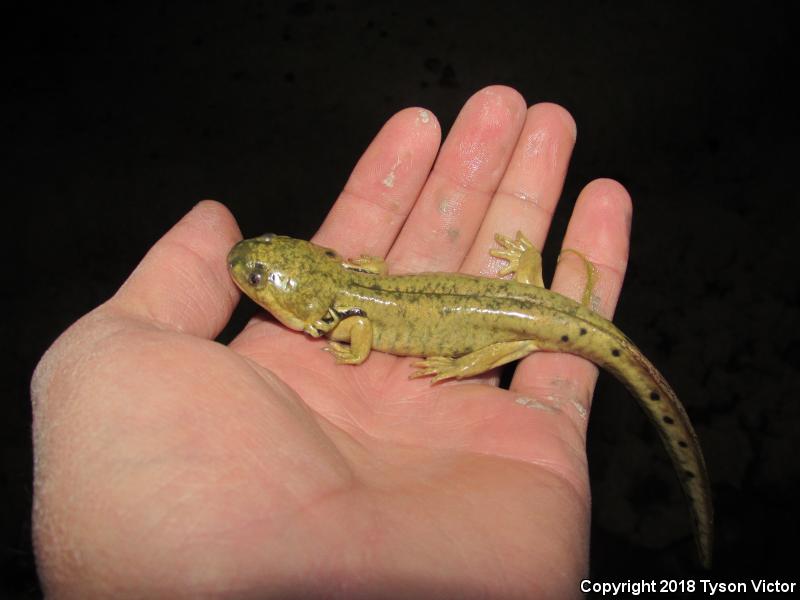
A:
338,186,413,220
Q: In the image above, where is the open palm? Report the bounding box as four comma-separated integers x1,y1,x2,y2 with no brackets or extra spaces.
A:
32,86,632,599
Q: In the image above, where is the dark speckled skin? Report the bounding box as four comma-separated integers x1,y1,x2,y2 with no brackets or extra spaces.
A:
228,234,713,568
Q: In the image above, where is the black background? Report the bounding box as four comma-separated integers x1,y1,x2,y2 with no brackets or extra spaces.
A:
6,1,799,596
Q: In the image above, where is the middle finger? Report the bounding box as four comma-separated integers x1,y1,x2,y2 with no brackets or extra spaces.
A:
460,102,577,277
387,86,528,273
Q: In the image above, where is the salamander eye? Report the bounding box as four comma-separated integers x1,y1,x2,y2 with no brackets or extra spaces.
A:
248,271,263,286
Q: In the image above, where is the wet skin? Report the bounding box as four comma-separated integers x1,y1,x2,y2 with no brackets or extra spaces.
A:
228,231,713,568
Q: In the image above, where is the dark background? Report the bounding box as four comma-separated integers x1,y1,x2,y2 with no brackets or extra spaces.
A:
6,1,798,596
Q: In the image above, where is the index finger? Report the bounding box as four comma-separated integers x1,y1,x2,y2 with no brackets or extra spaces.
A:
312,107,441,258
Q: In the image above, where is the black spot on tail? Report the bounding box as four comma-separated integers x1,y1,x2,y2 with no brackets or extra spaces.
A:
650,391,661,401
685,470,695,479
611,349,621,357
580,328,587,335
678,440,689,448
663,416,675,425
561,335,569,342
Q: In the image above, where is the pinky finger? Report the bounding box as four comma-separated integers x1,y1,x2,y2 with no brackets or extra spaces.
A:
550,178,632,319
510,179,633,428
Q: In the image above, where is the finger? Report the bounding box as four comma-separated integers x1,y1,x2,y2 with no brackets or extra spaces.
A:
312,107,441,258
388,86,528,273
110,200,242,339
460,103,577,276
511,179,633,428
549,179,631,318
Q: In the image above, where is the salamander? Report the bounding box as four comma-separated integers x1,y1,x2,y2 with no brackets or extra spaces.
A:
227,231,713,568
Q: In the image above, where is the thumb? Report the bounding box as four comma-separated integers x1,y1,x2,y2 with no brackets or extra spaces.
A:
111,200,242,339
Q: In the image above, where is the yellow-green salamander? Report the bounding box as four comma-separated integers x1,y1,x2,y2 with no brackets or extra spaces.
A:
227,231,713,567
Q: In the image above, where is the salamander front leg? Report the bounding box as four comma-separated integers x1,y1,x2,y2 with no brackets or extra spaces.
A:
490,231,544,287
342,255,388,275
410,340,539,383
323,316,374,364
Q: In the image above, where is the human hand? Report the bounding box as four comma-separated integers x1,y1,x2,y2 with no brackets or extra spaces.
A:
32,86,632,598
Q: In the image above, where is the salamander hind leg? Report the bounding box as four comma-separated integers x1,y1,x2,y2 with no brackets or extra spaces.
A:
410,340,539,383
557,248,598,308
490,231,544,287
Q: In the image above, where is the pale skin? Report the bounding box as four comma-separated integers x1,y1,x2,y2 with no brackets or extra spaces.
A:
31,86,633,598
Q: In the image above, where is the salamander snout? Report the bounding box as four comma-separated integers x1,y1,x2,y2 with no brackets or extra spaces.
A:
226,240,247,271
227,234,274,269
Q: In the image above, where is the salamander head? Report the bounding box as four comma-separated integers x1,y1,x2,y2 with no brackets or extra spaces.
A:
227,234,344,331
